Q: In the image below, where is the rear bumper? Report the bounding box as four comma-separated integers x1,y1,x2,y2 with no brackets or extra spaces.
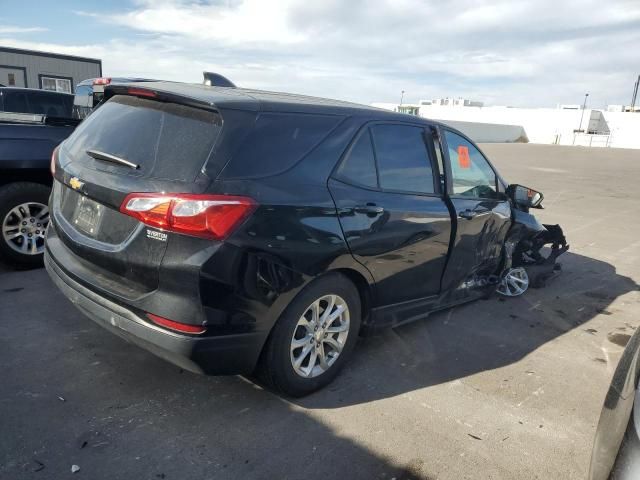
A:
45,249,266,375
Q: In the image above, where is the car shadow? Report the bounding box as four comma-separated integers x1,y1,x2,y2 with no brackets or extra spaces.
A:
294,251,639,409
0,267,435,479
0,251,637,479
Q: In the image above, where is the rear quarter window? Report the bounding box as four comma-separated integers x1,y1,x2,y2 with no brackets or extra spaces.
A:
335,129,378,188
220,112,343,179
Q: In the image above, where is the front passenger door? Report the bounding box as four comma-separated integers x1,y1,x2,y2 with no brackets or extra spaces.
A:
439,129,512,292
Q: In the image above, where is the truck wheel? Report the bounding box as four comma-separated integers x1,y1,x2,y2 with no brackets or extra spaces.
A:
258,273,361,397
0,182,51,269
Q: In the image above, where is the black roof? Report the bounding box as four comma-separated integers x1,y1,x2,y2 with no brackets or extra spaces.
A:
107,81,427,121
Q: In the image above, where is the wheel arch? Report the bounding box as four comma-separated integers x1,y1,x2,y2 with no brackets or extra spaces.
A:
330,267,373,331
252,267,374,375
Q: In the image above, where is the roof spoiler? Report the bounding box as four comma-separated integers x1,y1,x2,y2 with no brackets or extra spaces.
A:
104,84,220,113
203,72,236,88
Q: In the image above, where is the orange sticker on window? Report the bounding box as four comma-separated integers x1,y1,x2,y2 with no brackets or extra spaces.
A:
457,146,471,169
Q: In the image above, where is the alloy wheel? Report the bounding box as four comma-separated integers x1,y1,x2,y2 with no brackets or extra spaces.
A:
2,202,49,255
290,294,350,378
496,267,529,297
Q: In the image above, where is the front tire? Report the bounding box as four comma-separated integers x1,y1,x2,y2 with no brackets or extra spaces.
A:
0,182,51,269
258,273,361,397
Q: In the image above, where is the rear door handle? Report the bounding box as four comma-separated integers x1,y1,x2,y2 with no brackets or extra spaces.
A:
354,204,384,215
458,209,477,220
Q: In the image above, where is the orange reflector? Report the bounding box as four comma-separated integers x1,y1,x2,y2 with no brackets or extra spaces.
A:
147,313,206,334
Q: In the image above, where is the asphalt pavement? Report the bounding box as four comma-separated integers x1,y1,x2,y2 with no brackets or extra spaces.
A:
1,143,639,479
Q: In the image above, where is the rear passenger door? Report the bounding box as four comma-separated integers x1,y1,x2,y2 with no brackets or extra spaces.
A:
439,128,512,292
328,123,452,307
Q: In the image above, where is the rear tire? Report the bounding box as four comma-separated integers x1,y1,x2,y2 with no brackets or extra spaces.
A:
258,273,361,397
0,182,51,269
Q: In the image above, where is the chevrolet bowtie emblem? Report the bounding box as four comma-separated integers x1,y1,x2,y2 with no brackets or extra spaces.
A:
69,177,84,191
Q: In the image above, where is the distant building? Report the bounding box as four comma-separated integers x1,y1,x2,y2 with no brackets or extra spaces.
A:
0,46,102,93
371,98,640,149
429,97,484,107
397,104,420,115
558,104,581,110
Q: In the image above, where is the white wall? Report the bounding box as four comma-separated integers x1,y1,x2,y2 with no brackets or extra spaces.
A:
437,120,528,143
602,112,640,149
418,105,590,145
371,103,529,143
371,101,640,149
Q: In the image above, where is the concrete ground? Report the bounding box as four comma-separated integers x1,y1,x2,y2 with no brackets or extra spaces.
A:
1,144,639,480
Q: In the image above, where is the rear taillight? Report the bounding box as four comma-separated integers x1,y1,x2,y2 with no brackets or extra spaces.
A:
92,77,111,85
50,146,58,176
120,193,257,240
147,313,206,335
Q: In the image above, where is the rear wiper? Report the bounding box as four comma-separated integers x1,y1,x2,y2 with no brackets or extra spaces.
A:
86,149,139,169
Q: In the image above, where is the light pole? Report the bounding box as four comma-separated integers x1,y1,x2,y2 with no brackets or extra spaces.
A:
400,90,405,107
578,93,589,132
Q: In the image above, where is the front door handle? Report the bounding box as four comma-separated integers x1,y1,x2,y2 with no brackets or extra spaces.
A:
458,209,477,220
354,204,384,215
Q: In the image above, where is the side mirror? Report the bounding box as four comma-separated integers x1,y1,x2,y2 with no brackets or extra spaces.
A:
507,184,544,209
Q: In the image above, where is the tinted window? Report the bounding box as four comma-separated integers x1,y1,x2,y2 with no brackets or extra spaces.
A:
27,92,73,117
3,91,29,113
73,84,93,119
444,130,497,199
63,95,222,181
336,130,377,188
221,112,342,179
371,124,434,194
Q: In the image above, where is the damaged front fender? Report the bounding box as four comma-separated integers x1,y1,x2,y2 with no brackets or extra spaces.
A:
500,209,569,294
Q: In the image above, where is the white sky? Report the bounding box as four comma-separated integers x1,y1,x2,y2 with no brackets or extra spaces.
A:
2,0,639,107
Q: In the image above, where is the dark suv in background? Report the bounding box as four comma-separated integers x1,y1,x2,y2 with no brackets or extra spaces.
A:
0,87,73,117
45,82,566,396
0,87,77,268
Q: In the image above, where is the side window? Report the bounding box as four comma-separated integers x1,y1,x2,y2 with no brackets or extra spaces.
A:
335,129,378,188
41,76,72,93
3,92,29,113
371,124,435,194
28,92,71,117
444,130,497,199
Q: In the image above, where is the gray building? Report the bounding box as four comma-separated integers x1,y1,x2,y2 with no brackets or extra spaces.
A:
0,46,102,94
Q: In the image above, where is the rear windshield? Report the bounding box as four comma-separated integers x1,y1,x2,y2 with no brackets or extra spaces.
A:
63,95,222,181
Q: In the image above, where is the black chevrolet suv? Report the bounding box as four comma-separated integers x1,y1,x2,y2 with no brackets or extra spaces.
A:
45,82,566,396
